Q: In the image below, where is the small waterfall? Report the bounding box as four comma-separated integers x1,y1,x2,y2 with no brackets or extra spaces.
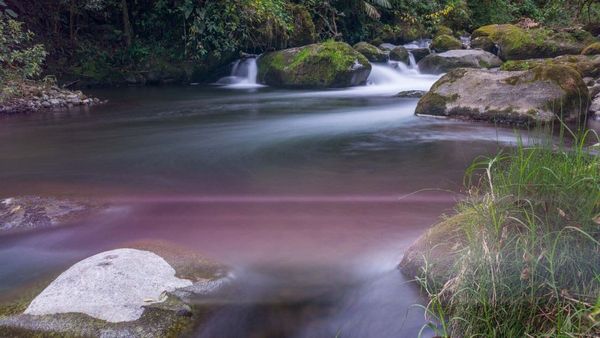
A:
216,57,264,89
408,52,417,69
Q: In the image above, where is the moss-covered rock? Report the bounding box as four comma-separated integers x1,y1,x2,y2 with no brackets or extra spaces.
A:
410,47,431,63
434,25,454,37
500,54,600,78
471,36,496,53
257,41,371,88
472,24,594,60
353,42,388,62
581,42,600,55
415,65,589,125
418,50,502,74
389,46,410,64
430,34,462,53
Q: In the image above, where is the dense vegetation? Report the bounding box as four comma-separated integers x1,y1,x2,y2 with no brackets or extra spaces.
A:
417,128,600,337
2,0,600,86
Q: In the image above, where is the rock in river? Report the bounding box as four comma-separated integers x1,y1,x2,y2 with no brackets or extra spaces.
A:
418,49,503,74
0,245,230,337
0,196,91,233
415,65,589,125
257,41,371,88
353,42,388,62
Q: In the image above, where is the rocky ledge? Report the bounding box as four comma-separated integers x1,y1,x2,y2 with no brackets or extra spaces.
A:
0,84,103,115
0,243,230,337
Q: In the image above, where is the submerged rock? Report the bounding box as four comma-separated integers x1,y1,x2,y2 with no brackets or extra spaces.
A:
0,244,230,337
430,34,462,53
353,42,388,62
472,24,593,60
257,41,371,88
0,196,91,233
396,90,427,98
418,49,502,74
415,65,589,125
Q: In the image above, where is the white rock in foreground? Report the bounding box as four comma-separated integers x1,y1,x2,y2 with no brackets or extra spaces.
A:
24,248,193,323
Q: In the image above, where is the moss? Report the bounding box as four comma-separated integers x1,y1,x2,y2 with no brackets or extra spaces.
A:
532,64,589,117
473,24,586,60
352,42,387,62
581,42,600,55
258,41,371,88
415,92,448,116
430,34,462,52
286,4,316,47
389,46,409,63
435,25,454,37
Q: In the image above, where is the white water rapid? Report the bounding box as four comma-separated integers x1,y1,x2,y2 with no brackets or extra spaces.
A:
216,57,264,89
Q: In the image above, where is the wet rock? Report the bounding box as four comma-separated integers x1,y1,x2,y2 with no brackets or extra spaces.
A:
378,43,396,51
471,36,496,53
353,42,388,62
415,65,589,125
409,47,431,63
396,90,427,98
430,34,462,53
0,244,230,337
0,196,90,233
257,41,371,88
0,84,103,115
389,46,410,64
418,49,502,74
590,95,600,116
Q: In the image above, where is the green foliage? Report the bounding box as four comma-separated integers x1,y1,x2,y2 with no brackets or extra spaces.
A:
0,14,46,81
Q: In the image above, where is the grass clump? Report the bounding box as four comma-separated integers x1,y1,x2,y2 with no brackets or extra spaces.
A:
418,129,600,337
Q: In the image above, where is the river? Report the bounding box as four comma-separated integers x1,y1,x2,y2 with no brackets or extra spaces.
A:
0,60,520,337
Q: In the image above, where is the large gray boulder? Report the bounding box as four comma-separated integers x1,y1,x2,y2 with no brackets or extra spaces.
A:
257,41,371,88
0,245,230,337
418,49,502,74
24,249,193,322
415,65,589,125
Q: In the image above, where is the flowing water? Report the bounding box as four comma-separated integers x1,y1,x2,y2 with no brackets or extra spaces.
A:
0,61,519,337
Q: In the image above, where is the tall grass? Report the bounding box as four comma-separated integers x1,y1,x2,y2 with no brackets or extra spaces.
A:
419,128,600,337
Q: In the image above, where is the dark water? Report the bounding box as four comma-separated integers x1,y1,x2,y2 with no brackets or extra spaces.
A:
0,73,519,337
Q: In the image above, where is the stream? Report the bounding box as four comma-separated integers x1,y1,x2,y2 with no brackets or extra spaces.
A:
0,58,521,337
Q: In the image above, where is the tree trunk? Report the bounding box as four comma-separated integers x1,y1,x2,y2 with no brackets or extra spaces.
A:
121,0,133,47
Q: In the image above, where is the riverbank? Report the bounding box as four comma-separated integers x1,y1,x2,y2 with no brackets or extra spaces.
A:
400,131,600,337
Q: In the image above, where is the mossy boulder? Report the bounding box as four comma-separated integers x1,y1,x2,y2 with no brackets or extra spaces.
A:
581,42,600,55
0,243,230,337
500,54,600,78
434,25,454,37
410,47,431,63
389,46,410,64
257,41,371,88
430,34,462,53
415,65,589,125
471,36,496,53
353,42,388,62
418,50,502,74
472,24,594,60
